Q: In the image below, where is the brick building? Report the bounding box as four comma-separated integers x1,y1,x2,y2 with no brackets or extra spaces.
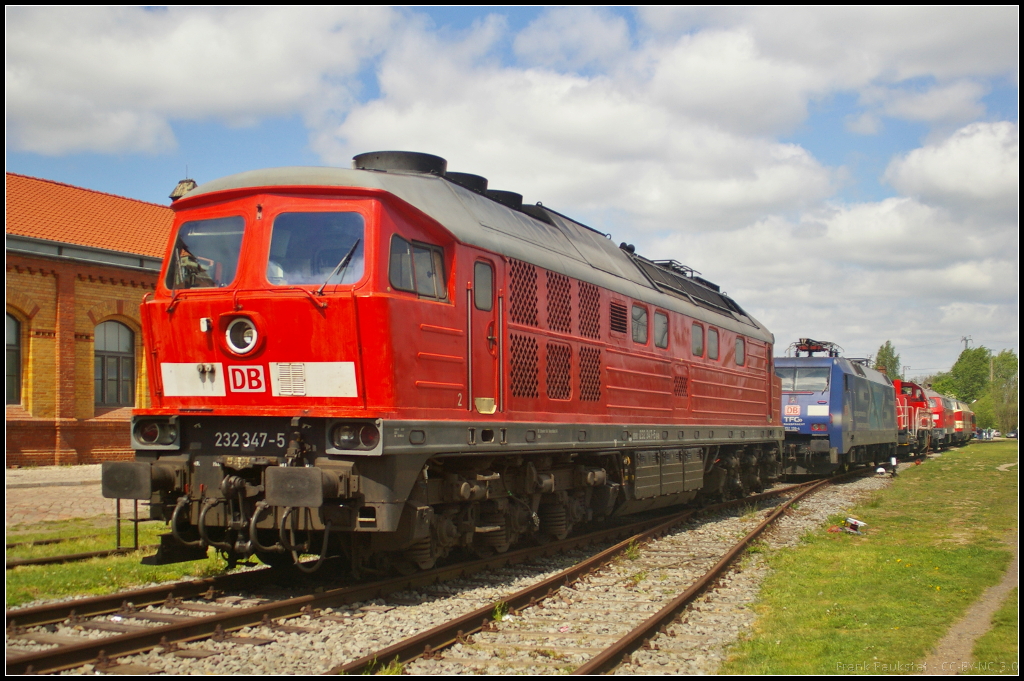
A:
6,173,173,467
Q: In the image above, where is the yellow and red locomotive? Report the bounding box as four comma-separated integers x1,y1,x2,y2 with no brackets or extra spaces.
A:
102,151,783,573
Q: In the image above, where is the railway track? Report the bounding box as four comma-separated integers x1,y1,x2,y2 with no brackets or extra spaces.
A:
334,477,839,675
5,476,866,675
7,546,161,569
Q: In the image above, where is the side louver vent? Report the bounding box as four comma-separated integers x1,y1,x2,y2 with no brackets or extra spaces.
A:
609,302,628,334
546,271,571,334
509,259,539,326
578,281,601,339
277,363,307,396
579,346,602,402
510,334,539,398
546,342,572,400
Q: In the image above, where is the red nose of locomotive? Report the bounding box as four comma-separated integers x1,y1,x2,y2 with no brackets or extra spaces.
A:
143,198,373,414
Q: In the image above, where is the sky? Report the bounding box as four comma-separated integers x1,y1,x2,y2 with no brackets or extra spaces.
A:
6,7,1019,380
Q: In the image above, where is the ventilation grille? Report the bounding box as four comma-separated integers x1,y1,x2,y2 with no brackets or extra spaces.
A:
579,346,601,402
510,334,539,398
673,376,688,398
578,281,600,339
546,271,571,334
609,302,628,334
509,260,538,326
546,342,572,400
277,363,307,396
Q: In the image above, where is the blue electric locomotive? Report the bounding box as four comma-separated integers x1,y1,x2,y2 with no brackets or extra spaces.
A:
775,339,897,475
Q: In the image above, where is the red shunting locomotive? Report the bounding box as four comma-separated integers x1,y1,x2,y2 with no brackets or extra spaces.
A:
102,151,784,574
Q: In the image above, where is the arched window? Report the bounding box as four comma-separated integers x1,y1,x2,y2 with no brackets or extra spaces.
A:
6,314,20,405
95,321,134,407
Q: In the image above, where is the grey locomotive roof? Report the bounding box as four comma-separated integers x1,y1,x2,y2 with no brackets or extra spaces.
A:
184,166,773,343
776,356,894,387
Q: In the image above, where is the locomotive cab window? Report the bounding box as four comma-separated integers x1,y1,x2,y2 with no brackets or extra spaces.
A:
654,311,668,349
166,216,245,289
735,337,745,366
389,235,447,300
631,305,648,344
777,367,830,392
266,212,365,286
691,322,704,357
474,262,493,311
708,327,719,360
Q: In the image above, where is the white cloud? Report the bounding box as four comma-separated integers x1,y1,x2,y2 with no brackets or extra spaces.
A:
877,81,988,124
884,122,1019,217
646,29,822,135
513,8,631,71
638,7,1019,85
5,6,397,154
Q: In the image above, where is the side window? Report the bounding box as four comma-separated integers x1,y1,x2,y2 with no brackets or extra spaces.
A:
708,328,719,360
654,312,668,349
6,313,20,405
389,236,414,291
389,235,447,300
735,337,745,366
474,261,493,311
631,305,648,344
95,321,134,407
691,322,704,357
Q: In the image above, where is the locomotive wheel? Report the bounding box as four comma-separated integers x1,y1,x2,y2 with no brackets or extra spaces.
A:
538,504,570,541
404,537,439,571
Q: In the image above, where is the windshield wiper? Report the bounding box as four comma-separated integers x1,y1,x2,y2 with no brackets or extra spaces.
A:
315,239,361,297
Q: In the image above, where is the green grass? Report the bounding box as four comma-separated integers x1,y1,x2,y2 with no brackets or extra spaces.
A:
6,517,230,608
966,587,1019,675
722,442,1018,675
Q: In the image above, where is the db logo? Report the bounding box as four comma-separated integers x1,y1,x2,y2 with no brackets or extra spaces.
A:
228,366,266,392
784,405,800,416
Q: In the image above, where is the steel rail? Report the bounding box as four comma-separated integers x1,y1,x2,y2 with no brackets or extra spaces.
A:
573,476,834,674
7,483,811,675
329,481,817,675
6,534,102,549
7,545,159,569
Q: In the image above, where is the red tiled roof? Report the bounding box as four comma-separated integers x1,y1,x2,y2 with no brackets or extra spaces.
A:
5,173,173,259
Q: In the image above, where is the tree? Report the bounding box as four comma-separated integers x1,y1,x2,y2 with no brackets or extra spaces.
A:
942,347,992,402
873,341,901,381
989,349,1018,433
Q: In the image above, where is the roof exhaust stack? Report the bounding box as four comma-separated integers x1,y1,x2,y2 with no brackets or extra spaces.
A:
353,151,447,175
486,189,523,210
445,172,488,194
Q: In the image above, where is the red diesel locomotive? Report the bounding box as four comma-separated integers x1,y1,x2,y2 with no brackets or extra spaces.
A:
102,151,783,573
893,379,933,456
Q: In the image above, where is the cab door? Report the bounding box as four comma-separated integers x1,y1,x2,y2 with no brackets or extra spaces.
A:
468,258,499,414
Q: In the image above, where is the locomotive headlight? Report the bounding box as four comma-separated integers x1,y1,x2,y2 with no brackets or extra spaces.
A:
137,421,161,444
331,424,359,449
226,317,258,355
133,419,178,446
359,424,380,448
